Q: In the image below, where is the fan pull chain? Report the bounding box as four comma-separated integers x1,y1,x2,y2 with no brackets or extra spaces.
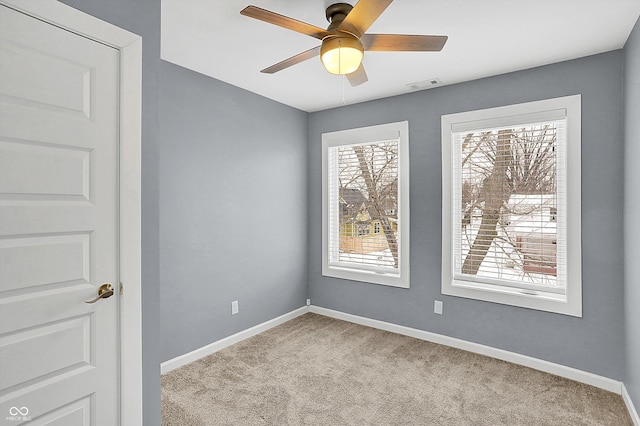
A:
342,75,346,105
338,39,346,105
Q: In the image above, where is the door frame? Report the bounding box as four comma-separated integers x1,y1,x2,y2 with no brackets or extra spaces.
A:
0,1,143,424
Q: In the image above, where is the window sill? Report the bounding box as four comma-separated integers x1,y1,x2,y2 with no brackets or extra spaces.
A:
442,278,581,317
323,265,409,289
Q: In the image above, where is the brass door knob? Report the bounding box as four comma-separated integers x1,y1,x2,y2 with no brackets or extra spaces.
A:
85,283,114,304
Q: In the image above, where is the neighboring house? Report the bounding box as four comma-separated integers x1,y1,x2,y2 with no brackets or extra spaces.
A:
339,187,396,254
506,194,557,276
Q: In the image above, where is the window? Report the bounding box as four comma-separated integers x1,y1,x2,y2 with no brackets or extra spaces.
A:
441,95,582,316
322,121,410,288
357,223,370,237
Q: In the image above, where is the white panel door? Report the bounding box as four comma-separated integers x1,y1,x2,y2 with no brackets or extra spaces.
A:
0,5,119,425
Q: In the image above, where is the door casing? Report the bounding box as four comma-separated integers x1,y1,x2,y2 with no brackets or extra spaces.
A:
0,0,143,424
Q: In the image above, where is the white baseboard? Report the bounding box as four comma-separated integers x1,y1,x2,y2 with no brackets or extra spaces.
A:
623,384,640,426
161,303,624,399
161,306,309,374
309,305,623,395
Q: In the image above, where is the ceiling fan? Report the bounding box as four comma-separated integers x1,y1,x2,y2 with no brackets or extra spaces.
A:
240,0,448,86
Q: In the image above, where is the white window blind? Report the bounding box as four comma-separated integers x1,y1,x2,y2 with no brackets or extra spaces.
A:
452,120,566,294
441,95,582,317
327,140,400,274
322,121,410,288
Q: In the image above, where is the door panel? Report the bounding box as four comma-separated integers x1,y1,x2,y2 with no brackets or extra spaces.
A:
30,397,91,426
0,316,91,391
0,5,120,424
0,233,91,292
0,140,91,199
0,39,92,117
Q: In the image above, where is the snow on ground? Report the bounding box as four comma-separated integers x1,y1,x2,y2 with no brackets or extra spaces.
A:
339,249,395,268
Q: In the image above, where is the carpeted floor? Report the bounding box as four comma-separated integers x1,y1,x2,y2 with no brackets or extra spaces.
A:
161,313,632,425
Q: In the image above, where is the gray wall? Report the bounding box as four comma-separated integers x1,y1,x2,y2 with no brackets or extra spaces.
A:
159,62,309,362
58,0,162,424
625,17,640,413
308,51,626,380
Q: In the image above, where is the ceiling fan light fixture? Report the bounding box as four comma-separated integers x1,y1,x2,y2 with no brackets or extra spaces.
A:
321,36,364,75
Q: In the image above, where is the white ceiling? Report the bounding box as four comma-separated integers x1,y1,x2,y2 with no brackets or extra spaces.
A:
162,0,640,112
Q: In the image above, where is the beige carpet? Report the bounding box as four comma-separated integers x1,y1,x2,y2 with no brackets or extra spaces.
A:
162,313,632,425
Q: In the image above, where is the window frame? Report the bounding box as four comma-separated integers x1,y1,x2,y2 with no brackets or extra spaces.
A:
322,121,410,288
441,95,582,317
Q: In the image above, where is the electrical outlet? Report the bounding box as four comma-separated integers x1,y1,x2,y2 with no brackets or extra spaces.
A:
306,299,311,306
434,300,443,315
231,300,239,315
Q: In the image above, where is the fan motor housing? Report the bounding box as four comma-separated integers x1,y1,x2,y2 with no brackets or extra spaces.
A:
326,3,353,30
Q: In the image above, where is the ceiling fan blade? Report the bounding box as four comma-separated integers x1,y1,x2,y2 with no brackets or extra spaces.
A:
338,0,393,38
260,46,321,74
362,34,448,51
241,6,331,40
346,64,368,87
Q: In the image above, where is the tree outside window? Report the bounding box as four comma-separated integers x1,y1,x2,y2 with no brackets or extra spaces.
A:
457,124,559,288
